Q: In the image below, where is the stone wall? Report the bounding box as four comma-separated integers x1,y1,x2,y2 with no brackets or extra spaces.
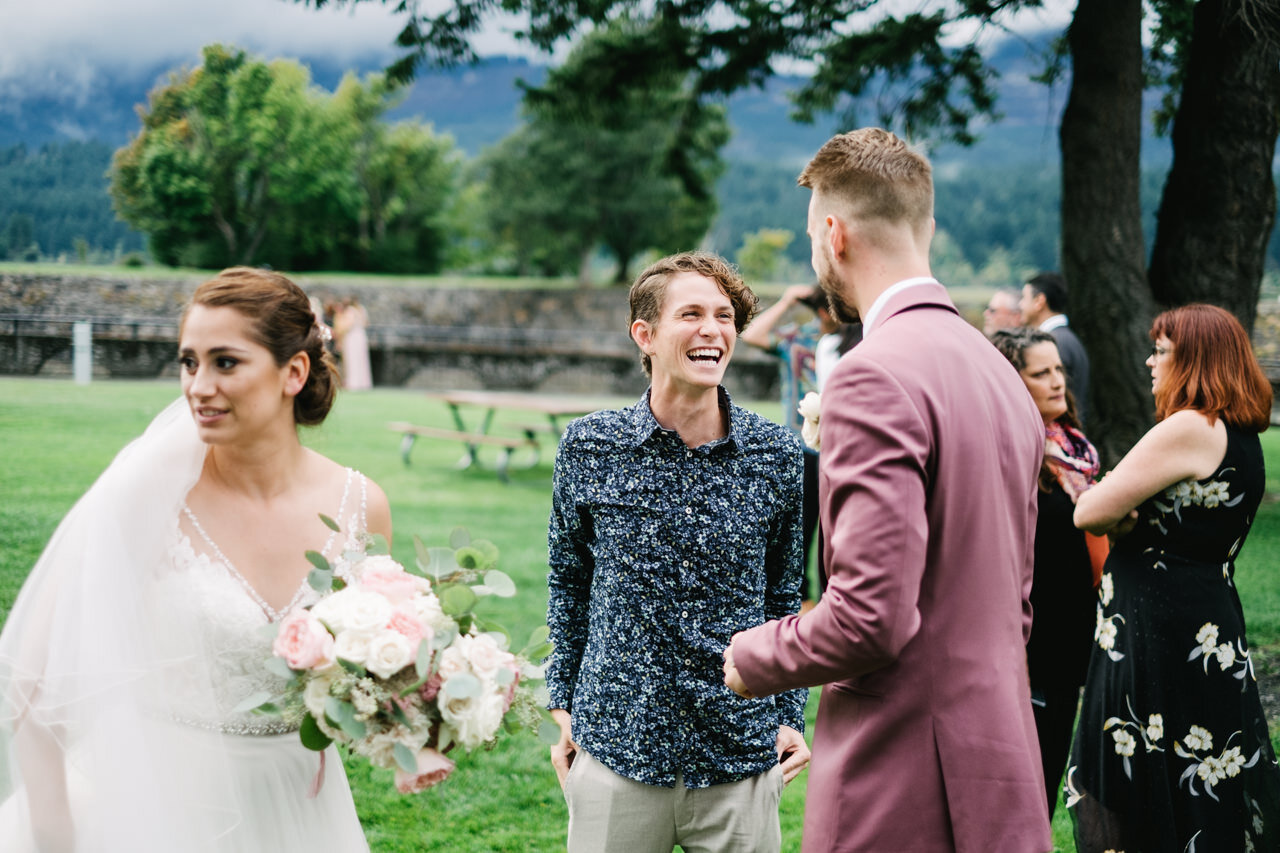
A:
0,272,779,398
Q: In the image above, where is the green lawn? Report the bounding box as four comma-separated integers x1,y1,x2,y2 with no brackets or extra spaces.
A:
2,377,1278,852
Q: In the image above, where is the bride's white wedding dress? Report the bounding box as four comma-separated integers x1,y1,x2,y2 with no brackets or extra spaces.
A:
0,401,370,852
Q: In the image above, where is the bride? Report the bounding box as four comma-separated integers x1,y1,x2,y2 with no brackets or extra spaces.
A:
0,267,391,851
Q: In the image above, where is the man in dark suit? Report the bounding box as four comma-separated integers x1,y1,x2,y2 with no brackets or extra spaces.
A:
1021,271,1091,425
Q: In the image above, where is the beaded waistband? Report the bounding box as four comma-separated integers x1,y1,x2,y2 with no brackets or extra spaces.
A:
171,715,300,737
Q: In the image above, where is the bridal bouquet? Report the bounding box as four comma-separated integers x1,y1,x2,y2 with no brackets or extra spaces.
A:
241,522,551,793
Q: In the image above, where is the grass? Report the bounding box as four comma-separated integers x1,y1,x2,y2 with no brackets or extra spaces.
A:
2,376,1278,852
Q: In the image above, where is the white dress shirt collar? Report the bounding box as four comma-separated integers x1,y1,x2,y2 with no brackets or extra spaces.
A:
861,276,939,336
1039,314,1068,332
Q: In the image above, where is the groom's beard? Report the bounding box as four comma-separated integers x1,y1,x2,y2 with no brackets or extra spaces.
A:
817,274,860,325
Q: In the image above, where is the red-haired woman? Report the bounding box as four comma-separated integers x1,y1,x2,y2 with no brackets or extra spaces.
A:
1065,304,1280,851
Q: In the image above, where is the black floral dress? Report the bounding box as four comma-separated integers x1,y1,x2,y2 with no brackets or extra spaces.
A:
1065,424,1280,852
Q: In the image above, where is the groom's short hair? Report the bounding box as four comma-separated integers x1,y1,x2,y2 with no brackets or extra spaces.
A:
798,128,934,238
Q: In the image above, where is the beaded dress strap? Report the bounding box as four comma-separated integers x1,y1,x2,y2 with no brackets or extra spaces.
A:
180,468,356,622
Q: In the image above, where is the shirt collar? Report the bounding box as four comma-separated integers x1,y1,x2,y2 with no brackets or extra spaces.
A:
1039,314,1068,332
627,386,739,451
860,276,939,336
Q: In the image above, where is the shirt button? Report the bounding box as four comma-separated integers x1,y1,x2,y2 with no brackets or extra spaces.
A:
682,560,690,567
681,610,689,618
685,506,692,515
684,658,692,665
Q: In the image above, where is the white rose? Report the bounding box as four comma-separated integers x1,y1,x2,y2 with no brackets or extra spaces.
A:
439,692,506,750
365,630,415,679
334,629,375,665
797,392,821,451
310,588,359,634
457,633,513,682
413,591,453,633
303,673,334,718
354,554,404,578
436,644,471,681
343,589,395,634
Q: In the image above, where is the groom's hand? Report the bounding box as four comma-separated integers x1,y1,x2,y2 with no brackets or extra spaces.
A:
548,708,578,789
722,642,755,698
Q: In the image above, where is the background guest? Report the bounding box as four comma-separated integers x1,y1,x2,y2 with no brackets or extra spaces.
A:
1020,272,1090,424
983,287,1023,336
991,327,1100,817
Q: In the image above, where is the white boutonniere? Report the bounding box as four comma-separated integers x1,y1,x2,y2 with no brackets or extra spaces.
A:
798,391,821,450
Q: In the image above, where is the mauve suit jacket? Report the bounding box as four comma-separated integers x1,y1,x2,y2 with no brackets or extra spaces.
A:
735,283,1052,852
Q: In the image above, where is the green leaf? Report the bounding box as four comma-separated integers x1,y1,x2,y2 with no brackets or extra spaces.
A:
455,546,485,570
481,569,516,598
442,672,481,699
388,701,413,727
526,643,554,662
231,690,276,714
472,539,500,567
425,547,460,580
494,668,515,687
299,714,333,751
393,742,419,773
305,550,331,571
338,658,367,677
318,513,341,532
432,624,459,652
538,719,563,745
415,639,433,679
456,614,474,635
366,533,390,556
325,696,368,740
253,702,281,716
473,623,511,647
525,625,550,649
413,535,431,574
307,567,334,593
265,657,296,680
437,583,478,616
448,527,471,549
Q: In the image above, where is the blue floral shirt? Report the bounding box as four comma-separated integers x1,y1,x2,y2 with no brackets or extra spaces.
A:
546,388,807,788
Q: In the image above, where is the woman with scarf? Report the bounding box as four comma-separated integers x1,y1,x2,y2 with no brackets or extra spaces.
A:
992,327,1100,817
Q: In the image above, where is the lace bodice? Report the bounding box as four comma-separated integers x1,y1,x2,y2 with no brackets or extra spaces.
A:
157,469,368,734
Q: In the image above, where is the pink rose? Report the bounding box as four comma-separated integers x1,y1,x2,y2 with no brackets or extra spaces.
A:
357,558,422,604
387,605,431,645
394,748,455,794
273,609,335,671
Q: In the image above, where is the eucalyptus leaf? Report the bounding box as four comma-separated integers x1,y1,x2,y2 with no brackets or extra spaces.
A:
393,742,419,773
299,714,333,751
456,615,474,635
413,535,431,574
415,639,433,679
478,627,511,650
318,513,342,533
305,550,331,572
264,657,296,680
325,696,368,740
253,702,281,716
538,719,564,745
527,643,554,662
525,625,550,649
481,569,516,598
231,690,276,714
472,539,500,568
338,658,367,677
442,672,481,699
438,583,478,616
448,527,471,549
494,668,515,687
455,546,486,570
531,684,551,705
307,567,333,593
426,547,460,580
432,625,459,652
367,533,390,556
388,701,413,727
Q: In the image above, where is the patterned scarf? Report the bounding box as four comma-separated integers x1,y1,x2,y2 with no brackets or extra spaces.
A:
1045,420,1100,503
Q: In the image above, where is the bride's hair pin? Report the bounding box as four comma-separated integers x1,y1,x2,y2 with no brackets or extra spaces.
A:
317,323,332,343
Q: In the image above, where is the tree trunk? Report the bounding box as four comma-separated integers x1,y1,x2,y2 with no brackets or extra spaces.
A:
1060,0,1153,467
1148,0,1280,333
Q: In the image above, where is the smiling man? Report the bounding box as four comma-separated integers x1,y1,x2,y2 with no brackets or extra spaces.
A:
545,251,810,853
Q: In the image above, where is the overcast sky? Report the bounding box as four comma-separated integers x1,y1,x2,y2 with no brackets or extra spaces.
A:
0,0,1074,104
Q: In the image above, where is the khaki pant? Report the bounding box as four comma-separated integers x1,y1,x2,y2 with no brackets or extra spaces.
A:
563,750,784,853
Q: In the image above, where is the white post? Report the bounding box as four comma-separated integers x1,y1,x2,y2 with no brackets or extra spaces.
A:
73,321,93,384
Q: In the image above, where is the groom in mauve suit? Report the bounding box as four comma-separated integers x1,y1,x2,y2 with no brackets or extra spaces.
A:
724,129,1052,852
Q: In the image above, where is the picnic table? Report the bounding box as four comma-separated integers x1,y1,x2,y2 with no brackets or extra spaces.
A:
388,390,615,482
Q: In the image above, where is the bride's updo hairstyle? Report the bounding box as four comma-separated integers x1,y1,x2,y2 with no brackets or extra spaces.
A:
183,266,339,426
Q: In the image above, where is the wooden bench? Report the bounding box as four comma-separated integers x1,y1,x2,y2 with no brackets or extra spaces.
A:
386,422,541,483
